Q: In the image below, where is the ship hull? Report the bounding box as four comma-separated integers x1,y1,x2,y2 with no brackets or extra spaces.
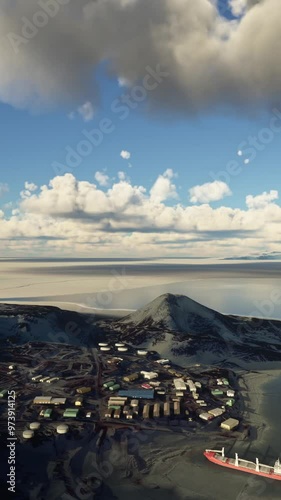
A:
204,451,281,481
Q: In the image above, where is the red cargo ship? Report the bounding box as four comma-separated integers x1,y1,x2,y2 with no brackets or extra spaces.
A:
204,448,281,480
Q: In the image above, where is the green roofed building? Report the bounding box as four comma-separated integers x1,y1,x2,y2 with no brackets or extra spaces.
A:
226,399,235,407
63,408,79,418
211,389,224,396
43,408,53,418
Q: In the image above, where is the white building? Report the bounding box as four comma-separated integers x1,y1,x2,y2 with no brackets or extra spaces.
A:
186,380,196,392
33,396,52,405
208,407,225,417
51,397,66,405
173,378,186,391
141,371,158,380
227,389,235,397
199,412,213,421
220,418,239,431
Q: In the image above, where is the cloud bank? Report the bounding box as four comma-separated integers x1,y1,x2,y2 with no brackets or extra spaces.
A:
1,0,281,113
1,173,281,257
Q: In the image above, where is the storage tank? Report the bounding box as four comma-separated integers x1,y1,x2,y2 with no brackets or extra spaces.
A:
57,424,69,435
29,422,41,431
103,380,115,388
109,384,120,391
23,430,34,439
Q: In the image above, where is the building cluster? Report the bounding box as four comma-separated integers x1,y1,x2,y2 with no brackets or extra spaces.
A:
31,384,93,421
100,348,239,429
1,340,241,442
105,395,184,420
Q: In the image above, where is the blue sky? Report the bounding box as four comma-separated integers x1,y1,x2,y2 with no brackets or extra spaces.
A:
0,0,281,257
1,79,280,210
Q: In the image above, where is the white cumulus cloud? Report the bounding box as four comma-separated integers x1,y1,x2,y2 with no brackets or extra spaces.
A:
118,171,127,181
24,181,37,192
78,101,95,122
189,181,232,204
120,150,131,160
246,190,279,209
94,171,110,187
229,0,247,16
150,169,178,203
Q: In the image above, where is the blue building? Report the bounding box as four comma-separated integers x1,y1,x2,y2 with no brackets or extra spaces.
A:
118,389,154,399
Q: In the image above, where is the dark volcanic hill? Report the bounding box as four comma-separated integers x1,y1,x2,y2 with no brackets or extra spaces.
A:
0,303,96,346
110,293,281,367
117,293,229,332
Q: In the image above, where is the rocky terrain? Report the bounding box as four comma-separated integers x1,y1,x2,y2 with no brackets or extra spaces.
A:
2,294,281,368
0,303,98,346
107,293,281,367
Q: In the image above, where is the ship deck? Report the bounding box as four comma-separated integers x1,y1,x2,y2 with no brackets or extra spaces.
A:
214,454,273,474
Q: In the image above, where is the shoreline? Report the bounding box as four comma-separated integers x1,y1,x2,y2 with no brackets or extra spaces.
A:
0,299,129,318
240,369,281,448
